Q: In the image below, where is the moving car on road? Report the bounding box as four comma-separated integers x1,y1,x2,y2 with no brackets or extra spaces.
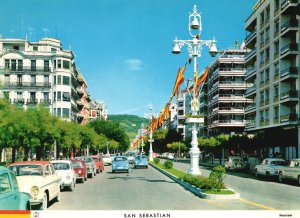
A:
277,158,300,185
51,160,76,191
9,161,61,210
71,159,87,183
0,166,32,210
112,156,129,173
91,155,104,173
103,154,112,166
254,158,287,178
126,153,135,164
134,155,148,169
75,156,96,178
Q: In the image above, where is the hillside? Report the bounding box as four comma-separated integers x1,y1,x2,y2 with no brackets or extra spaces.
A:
108,114,149,140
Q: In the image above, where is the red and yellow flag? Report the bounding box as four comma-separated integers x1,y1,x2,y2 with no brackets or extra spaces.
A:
172,64,186,97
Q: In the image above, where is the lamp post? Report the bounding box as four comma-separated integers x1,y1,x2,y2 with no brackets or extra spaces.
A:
148,105,154,161
171,5,217,175
139,123,145,154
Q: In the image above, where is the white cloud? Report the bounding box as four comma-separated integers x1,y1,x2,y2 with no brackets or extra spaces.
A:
124,59,142,71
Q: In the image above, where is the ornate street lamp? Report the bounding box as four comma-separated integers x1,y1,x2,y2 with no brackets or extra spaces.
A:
171,5,217,175
148,105,154,161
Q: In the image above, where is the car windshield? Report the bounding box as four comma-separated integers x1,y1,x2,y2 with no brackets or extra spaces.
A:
52,163,70,170
85,158,92,163
136,156,146,160
9,164,43,176
72,162,83,168
114,157,127,161
271,161,287,166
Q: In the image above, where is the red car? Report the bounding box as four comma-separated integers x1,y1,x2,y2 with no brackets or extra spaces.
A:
91,155,104,173
71,159,87,183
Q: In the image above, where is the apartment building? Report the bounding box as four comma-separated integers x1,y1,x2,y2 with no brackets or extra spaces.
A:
175,96,186,139
205,48,251,136
89,99,108,121
244,0,300,159
0,37,89,123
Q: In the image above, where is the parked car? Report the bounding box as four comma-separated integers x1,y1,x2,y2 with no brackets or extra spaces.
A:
126,153,135,164
91,155,104,173
134,155,148,168
277,158,300,185
75,156,96,178
0,166,32,210
254,158,287,178
103,154,112,166
112,156,129,173
8,161,61,210
110,154,116,162
51,160,76,191
224,156,246,171
71,159,87,183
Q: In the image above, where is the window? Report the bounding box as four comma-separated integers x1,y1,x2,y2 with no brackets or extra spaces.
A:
265,6,270,23
17,75,22,85
274,19,279,36
274,0,279,11
31,75,36,85
13,45,19,50
0,173,11,194
274,106,279,118
265,68,270,81
63,76,70,85
43,92,49,101
18,60,23,71
33,46,38,51
62,108,70,118
53,92,56,101
178,102,184,107
62,92,71,102
57,75,62,85
265,89,269,101
30,92,36,102
57,108,61,117
260,91,264,102
4,75,10,84
178,110,184,116
260,111,264,121
9,173,18,191
274,62,279,76
265,47,270,62
44,60,49,72
51,48,57,52
274,41,279,56
265,109,269,120
260,32,264,44
260,72,264,82
57,91,61,101
260,12,264,27
274,85,279,97
31,60,36,71
5,60,10,69
63,60,70,69
44,75,49,85
265,28,270,43
11,60,16,71
58,60,61,68
54,60,56,69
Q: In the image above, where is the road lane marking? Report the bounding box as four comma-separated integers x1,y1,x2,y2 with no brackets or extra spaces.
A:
239,198,276,210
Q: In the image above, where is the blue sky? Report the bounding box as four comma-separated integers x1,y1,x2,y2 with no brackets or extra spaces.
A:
0,0,257,116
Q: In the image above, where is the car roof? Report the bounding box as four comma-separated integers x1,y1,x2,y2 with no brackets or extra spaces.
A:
0,166,9,172
264,158,285,161
51,160,72,164
9,161,50,166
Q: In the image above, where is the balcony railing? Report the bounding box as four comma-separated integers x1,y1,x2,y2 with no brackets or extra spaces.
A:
280,90,299,99
245,103,256,111
280,67,299,78
281,20,298,33
26,99,38,105
281,0,299,10
245,85,256,95
3,82,51,88
0,66,51,73
245,30,257,43
245,48,257,61
245,67,256,78
245,120,256,128
280,43,298,55
280,113,298,123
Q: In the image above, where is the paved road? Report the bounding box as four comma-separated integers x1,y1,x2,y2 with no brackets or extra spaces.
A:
49,164,265,210
166,159,300,210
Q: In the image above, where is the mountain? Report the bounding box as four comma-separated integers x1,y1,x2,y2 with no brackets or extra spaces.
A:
108,114,149,140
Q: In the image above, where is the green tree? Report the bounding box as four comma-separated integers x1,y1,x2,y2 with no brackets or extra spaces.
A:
167,141,187,158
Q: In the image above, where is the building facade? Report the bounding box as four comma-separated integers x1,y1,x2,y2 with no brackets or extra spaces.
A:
244,0,300,159
89,99,108,121
0,37,89,124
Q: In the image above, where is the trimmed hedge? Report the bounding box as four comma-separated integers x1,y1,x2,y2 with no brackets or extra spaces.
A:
154,157,160,164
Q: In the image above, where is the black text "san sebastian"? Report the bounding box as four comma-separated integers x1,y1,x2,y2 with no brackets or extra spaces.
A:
124,213,171,218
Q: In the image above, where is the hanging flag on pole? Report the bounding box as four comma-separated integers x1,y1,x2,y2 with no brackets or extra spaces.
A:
194,64,198,96
172,64,186,97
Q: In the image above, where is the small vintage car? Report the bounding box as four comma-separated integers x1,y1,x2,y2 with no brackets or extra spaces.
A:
277,158,300,185
112,156,129,173
126,153,135,164
75,156,96,178
91,155,104,173
51,160,76,191
71,159,87,183
102,154,112,166
0,166,32,210
254,158,287,178
134,155,148,169
9,161,61,210
224,156,246,171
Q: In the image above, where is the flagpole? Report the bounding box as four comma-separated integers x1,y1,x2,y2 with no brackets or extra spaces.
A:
149,105,154,161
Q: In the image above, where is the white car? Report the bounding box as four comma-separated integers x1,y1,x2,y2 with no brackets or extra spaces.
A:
103,154,112,166
277,159,300,185
51,160,76,191
254,158,287,178
9,161,61,210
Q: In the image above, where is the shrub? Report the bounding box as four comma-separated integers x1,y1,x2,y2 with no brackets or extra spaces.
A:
209,165,226,191
163,160,173,169
154,157,160,164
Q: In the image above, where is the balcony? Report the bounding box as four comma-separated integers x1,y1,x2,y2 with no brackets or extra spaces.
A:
245,103,256,112
2,82,51,89
77,112,84,118
26,99,38,106
76,99,84,106
218,94,247,102
211,119,246,127
280,67,299,80
245,84,256,96
280,43,298,58
13,98,25,107
40,99,51,106
280,90,299,104
0,66,51,75
245,30,257,46
245,120,256,129
281,20,298,37
218,81,247,89
218,68,246,77
280,113,298,123
245,48,257,62
281,0,300,15
245,67,256,80
76,87,84,95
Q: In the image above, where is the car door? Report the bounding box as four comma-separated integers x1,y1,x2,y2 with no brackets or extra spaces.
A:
0,172,19,209
49,164,59,199
290,161,300,180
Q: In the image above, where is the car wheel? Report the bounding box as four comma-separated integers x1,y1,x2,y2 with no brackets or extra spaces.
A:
81,178,85,183
70,182,75,191
90,172,93,178
278,172,284,183
255,169,259,178
298,176,300,186
85,173,88,181
41,192,48,210
112,170,115,173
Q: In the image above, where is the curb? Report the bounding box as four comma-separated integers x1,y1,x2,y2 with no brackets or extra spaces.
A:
149,162,240,200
